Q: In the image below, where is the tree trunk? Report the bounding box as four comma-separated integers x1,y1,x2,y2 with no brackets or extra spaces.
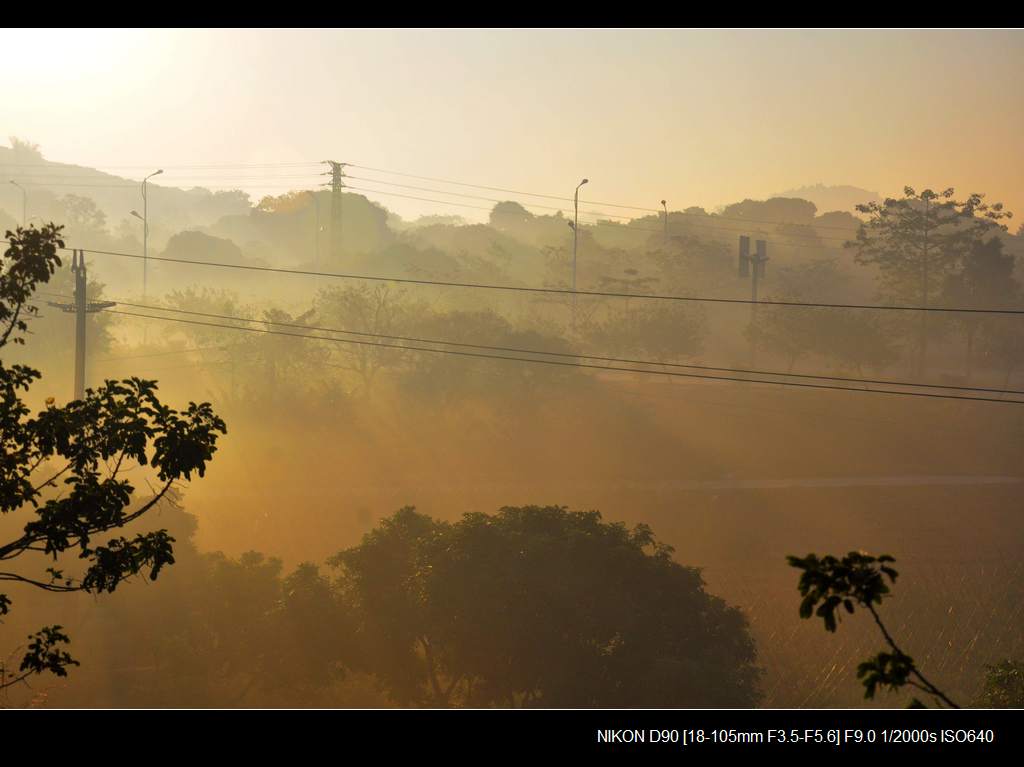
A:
918,310,928,378
420,637,449,707
918,200,930,378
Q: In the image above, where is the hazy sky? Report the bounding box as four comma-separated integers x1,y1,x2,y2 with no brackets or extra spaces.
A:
2,28,1022,221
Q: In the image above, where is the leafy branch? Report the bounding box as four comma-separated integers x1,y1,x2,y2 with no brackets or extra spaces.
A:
787,551,959,708
0,224,227,691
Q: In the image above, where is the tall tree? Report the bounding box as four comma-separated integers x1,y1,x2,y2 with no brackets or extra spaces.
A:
58,195,107,237
848,187,1012,375
314,283,422,394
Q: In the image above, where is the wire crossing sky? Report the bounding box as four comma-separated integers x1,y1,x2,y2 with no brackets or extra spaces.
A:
2,29,1022,220
100,308,1024,405
18,241,1024,315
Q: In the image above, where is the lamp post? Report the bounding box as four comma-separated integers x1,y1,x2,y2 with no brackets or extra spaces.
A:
133,169,163,300
572,178,588,294
570,178,588,330
9,181,26,226
661,199,668,245
128,210,145,343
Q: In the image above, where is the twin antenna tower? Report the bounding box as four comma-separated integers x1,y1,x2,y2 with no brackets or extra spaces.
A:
738,235,769,362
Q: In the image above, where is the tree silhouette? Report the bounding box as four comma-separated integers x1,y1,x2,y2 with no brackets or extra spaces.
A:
847,187,1012,375
942,236,1021,380
57,195,107,237
489,200,534,231
787,551,958,708
0,224,226,693
333,505,761,707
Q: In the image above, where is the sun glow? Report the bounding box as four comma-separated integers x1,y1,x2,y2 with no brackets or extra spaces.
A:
1,29,173,106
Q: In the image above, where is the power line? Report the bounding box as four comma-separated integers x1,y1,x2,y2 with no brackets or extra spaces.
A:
3,167,857,244
42,286,1024,395
7,158,864,234
2,181,316,191
19,171,322,184
3,158,1007,247
96,344,233,362
4,182,139,189
346,162,868,233
343,178,854,244
20,241,1024,316
0,162,322,170
4,174,324,183
99,308,1024,405
3,176,847,250
346,174,643,224
340,183,852,248
95,358,234,374
93,296,1024,396
0,163,868,245
346,176,575,214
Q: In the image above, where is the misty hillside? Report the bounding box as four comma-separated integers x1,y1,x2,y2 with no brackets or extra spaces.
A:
0,141,252,235
1,140,890,281
775,183,881,214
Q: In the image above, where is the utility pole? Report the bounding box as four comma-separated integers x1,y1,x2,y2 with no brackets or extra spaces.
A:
324,161,347,265
739,236,768,363
738,236,768,302
661,200,668,246
48,251,116,400
74,253,85,399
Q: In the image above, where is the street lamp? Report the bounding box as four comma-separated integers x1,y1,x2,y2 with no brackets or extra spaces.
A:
9,180,26,226
661,199,668,245
569,178,589,331
572,178,588,295
136,169,163,300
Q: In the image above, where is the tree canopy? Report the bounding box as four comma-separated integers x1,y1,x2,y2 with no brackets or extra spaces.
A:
331,505,762,707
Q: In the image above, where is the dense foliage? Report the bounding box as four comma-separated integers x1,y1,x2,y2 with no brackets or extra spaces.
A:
333,505,762,707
